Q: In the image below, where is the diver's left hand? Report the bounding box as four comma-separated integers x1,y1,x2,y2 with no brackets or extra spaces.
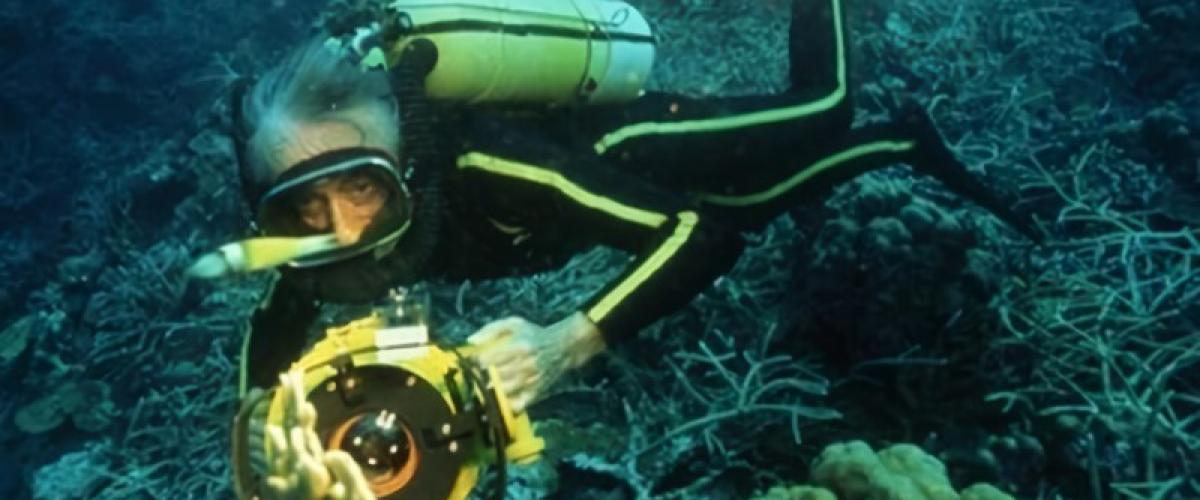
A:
468,312,606,413
262,370,375,500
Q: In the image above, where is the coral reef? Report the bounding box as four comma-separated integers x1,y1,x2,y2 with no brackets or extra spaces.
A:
984,141,1200,497
4,0,1199,498
14,381,116,434
29,439,113,500
795,175,1006,364
0,314,34,376
754,441,1013,500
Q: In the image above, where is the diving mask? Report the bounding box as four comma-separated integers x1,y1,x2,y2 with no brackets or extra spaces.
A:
254,147,413,268
189,149,413,278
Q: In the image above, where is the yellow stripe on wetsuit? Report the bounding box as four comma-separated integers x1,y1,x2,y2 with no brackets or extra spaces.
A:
238,274,281,398
699,140,916,206
458,152,667,227
593,0,848,154
588,211,697,322
456,152,699,326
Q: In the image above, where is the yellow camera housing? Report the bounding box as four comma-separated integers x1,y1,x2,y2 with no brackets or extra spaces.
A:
235,304,543,500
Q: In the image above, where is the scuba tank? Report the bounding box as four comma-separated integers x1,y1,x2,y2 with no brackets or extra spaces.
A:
342,0,656,106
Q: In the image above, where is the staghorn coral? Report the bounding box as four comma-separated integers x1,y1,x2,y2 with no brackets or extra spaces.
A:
0,314,34,376
987,141,1200,497
30,439,114,500
14,380,117,434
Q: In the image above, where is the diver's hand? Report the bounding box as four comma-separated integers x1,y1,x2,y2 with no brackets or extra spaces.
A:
262,370,375,500
468,312,606,413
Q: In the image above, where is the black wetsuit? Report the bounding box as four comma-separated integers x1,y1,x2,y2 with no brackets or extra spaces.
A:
238,0,1036,392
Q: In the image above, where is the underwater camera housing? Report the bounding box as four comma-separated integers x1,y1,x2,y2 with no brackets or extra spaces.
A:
231,288,544,500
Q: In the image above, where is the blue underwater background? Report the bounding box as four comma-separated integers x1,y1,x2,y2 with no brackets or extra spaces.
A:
1,0,1199,498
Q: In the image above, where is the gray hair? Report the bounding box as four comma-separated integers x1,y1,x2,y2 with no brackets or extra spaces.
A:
242,38,400,183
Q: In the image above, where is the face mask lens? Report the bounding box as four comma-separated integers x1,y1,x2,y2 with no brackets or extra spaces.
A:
255,153,413,267
329,410,417,495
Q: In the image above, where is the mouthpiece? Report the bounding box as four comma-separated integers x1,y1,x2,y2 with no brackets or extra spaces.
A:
186,234,340,279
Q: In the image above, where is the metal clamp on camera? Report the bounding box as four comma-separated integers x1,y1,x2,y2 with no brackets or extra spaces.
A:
232,289,544,500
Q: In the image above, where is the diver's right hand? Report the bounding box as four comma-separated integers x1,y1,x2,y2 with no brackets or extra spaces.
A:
262,370,375,500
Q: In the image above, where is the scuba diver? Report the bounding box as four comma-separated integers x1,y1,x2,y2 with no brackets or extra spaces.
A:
213,0,1040,495
227,0,1040,413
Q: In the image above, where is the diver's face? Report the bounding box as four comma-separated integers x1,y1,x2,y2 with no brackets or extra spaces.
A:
293,170,390,245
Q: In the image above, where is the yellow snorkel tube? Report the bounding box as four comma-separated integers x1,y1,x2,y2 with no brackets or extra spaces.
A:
231,289,544,500
186,234,342,278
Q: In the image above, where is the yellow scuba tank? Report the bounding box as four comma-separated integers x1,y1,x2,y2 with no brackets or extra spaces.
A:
379,0,655,106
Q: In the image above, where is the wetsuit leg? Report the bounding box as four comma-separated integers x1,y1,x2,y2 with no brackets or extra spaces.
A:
564,0,1037,240
693,106,1042,240
579,0,1037,240
787,0,844,94
579,0,853,192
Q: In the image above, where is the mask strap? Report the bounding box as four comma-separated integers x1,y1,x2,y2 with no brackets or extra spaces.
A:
229,76,263,217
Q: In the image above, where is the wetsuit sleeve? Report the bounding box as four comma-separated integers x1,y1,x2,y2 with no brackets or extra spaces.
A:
238,275,320,396
456,116,746,344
